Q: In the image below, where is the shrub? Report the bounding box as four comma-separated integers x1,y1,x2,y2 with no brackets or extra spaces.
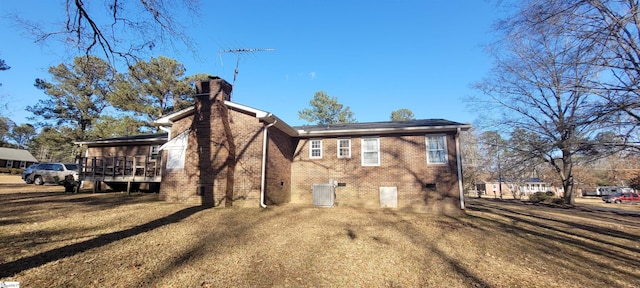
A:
0,168,25,175
529,191,562,204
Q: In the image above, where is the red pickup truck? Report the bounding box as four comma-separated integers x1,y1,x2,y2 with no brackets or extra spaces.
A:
602,192,640,204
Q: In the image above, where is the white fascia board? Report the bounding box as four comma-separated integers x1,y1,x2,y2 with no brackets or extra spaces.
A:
224,101,269,118
259,114,298,136
225,101,298,136
296,124,471,137
153,101,267,125
154,106,195,125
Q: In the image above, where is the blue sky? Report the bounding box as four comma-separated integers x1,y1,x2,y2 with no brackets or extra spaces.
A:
0,1,501,128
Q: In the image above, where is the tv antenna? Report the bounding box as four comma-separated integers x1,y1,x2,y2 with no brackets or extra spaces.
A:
218,48,275,91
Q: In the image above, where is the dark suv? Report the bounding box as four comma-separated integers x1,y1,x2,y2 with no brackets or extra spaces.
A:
28,163,79,185
602,192,640,204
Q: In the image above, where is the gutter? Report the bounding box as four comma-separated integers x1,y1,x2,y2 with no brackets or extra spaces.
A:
455,127,465,210
158,126,172,140
296,124,472,137
260,117,277,208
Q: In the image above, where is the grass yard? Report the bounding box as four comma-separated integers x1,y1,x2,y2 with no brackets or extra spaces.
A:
1,186,639,287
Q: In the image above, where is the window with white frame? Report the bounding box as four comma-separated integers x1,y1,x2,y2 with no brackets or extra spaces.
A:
426,135,447,164
337,139,351,158
149,145,160,160
20,161,26,168
361,137,380,166
6,160,13,168
309,139,322,159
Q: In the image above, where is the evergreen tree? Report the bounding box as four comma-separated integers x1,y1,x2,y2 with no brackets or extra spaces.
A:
298,91,356,125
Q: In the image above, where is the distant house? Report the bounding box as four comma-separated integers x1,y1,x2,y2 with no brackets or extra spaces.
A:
77,77,471,214
477,177,552,197
0,147,38,169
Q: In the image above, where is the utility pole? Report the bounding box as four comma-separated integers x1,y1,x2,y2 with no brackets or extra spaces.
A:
496,137,503,200
218,48,275,95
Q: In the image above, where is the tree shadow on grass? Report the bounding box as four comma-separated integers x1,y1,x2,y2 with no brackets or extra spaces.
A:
468,199,640,248
0,192,158,226
369,211,492,287
0,205,209,278
464,199,640,284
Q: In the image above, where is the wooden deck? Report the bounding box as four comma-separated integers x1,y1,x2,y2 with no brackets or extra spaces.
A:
78,155,162,183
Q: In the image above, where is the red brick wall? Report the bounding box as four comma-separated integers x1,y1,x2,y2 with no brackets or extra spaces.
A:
159,79,268,207
264,126,296,204
290,133,463,215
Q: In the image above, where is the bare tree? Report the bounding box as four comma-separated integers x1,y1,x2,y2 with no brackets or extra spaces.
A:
460,128,485,196
9,0,199,65
501,0,640,148
472,8,609,204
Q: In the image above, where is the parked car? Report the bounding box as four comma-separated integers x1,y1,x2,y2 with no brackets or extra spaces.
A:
22,163,41,184
27,163,79,185
602,192,640,204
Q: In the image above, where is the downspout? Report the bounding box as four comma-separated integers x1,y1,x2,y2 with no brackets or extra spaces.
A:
260,119,277,208
455,127,465,210
158,126,171,139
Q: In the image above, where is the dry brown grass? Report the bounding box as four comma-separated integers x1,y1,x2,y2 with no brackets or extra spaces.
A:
1,185,639,287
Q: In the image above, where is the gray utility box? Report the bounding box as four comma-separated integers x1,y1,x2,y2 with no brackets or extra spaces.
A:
312,183,335,207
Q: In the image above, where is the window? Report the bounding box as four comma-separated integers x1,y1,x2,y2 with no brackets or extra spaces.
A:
19,161,26,168
361,138,380,166
309,140,322,159
51,164,64,171
164,131,189,170
337,139,351,158
426,135,447,164
150,145,160,160
5,160,13,168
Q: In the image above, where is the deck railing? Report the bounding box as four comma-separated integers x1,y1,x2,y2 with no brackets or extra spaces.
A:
78,155,162,182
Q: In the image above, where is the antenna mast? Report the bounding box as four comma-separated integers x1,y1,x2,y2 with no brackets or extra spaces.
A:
218,48,275,92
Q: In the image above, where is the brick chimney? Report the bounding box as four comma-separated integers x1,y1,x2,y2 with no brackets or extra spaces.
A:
195,76,232,102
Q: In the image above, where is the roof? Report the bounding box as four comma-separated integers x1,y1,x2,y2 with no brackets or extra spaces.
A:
294,119,471,137
75,133,169,146
153,101,299,136
0,147,38,162
154,101,470,138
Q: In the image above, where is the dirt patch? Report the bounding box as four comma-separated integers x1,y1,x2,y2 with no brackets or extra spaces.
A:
1,189,639,287
0,175,25,184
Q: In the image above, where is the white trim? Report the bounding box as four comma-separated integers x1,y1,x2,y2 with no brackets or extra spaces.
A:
309,139,322,159
361,137,380,166
337,138,351,158
149,145,160,161
455,127,465,210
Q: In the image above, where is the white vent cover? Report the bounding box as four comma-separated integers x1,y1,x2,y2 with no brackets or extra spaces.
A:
379,186,398,208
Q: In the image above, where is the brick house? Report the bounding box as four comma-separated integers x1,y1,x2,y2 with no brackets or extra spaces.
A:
151,77,471,214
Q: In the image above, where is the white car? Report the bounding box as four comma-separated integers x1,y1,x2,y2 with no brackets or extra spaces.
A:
28,163,79,185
